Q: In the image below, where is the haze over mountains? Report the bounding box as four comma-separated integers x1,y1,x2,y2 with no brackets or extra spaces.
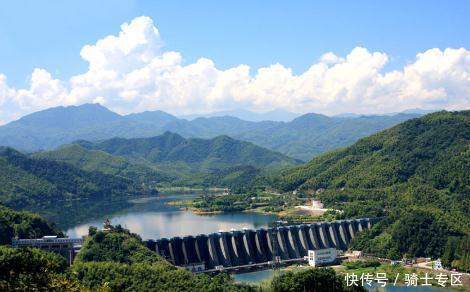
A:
181,109,300,122
0,104,423,161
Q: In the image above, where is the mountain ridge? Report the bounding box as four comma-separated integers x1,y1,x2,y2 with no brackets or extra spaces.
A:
272,110,469,260
0,146,147,211
72,131,302,171
0,103,421,160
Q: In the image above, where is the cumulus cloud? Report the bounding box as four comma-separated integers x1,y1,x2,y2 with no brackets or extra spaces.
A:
0,16,469,124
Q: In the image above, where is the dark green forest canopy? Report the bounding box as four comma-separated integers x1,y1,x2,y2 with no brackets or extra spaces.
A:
271,268,365,292
72,226,252,291
33,132,298,189
0,147,148,210
273,111,469,261
0,204,62,245
74,132,301,170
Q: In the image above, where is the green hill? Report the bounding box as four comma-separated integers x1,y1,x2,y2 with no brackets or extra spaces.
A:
235,113,420,161
33,144,175,184
0,204,62,245
0,147,147,211
33,132,299,189
273,111,469,263
76,132,301,171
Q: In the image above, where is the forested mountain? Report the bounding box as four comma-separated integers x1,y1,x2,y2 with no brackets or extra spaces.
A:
0,104,278,152
66,132,300,171
235,113,420,160
0,147,146,210
34,143,268,191
273,111,469,263
0,103,418,160
0,204,62,245
32,144,175,184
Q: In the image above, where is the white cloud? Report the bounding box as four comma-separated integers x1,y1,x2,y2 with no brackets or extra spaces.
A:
0,16,469,124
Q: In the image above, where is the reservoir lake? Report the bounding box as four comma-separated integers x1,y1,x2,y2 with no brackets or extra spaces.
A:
65,193,278,240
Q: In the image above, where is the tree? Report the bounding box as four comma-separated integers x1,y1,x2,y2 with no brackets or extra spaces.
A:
271,268,365,292
0,246,79,291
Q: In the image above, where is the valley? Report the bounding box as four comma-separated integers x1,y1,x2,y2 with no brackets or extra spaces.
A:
0,108,468,290
2,4,468,290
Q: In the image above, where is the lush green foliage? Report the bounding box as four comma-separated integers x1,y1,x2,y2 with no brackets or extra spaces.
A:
274,111,469,263
33,142,270,191
192,189,305,213
271,268,365,292
0,147,152,210
34,132,299,190
180,165,262,191
0,204,62,245
237,113,419,161
72,227,252,291
342,260,381,270
75,226,161,264
0,246,79,291
441,235,470,272
33,143,175,185
71,261,251,291
77,131,300,171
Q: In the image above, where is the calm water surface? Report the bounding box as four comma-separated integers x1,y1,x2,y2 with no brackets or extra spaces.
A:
65,193,278,240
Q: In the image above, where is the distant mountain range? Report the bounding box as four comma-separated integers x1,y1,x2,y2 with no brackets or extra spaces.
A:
0,103,421,160
180,109,300,122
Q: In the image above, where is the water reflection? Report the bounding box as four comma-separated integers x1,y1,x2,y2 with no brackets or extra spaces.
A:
59,193,277,240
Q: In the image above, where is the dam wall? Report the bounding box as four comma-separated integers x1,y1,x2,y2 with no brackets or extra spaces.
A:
153,218,376,270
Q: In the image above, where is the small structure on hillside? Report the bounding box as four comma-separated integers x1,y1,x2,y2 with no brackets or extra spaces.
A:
352,250,363,257
433,259,443,270
312,200,324,209
308,248,337,267
103,218,112,231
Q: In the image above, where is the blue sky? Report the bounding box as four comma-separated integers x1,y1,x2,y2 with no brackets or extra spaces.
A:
0,1,469,123
1,0,469,87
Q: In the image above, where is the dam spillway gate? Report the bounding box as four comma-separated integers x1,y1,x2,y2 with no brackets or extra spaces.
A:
152,218,377,271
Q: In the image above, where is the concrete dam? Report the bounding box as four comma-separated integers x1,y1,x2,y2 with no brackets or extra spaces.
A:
152,218,377,271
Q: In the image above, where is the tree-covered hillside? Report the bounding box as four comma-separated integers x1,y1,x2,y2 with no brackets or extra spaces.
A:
0,206,251,291
76,132,301,171
33,144,175,184
0,147,148,210
273,111,469,265
0,204,63,245
236,113,420,161
71,226,251,291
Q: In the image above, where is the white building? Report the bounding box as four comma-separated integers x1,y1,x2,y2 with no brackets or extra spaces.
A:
352,250,363,257
311,200,324,209
308,248,337,267
433,259,443,270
